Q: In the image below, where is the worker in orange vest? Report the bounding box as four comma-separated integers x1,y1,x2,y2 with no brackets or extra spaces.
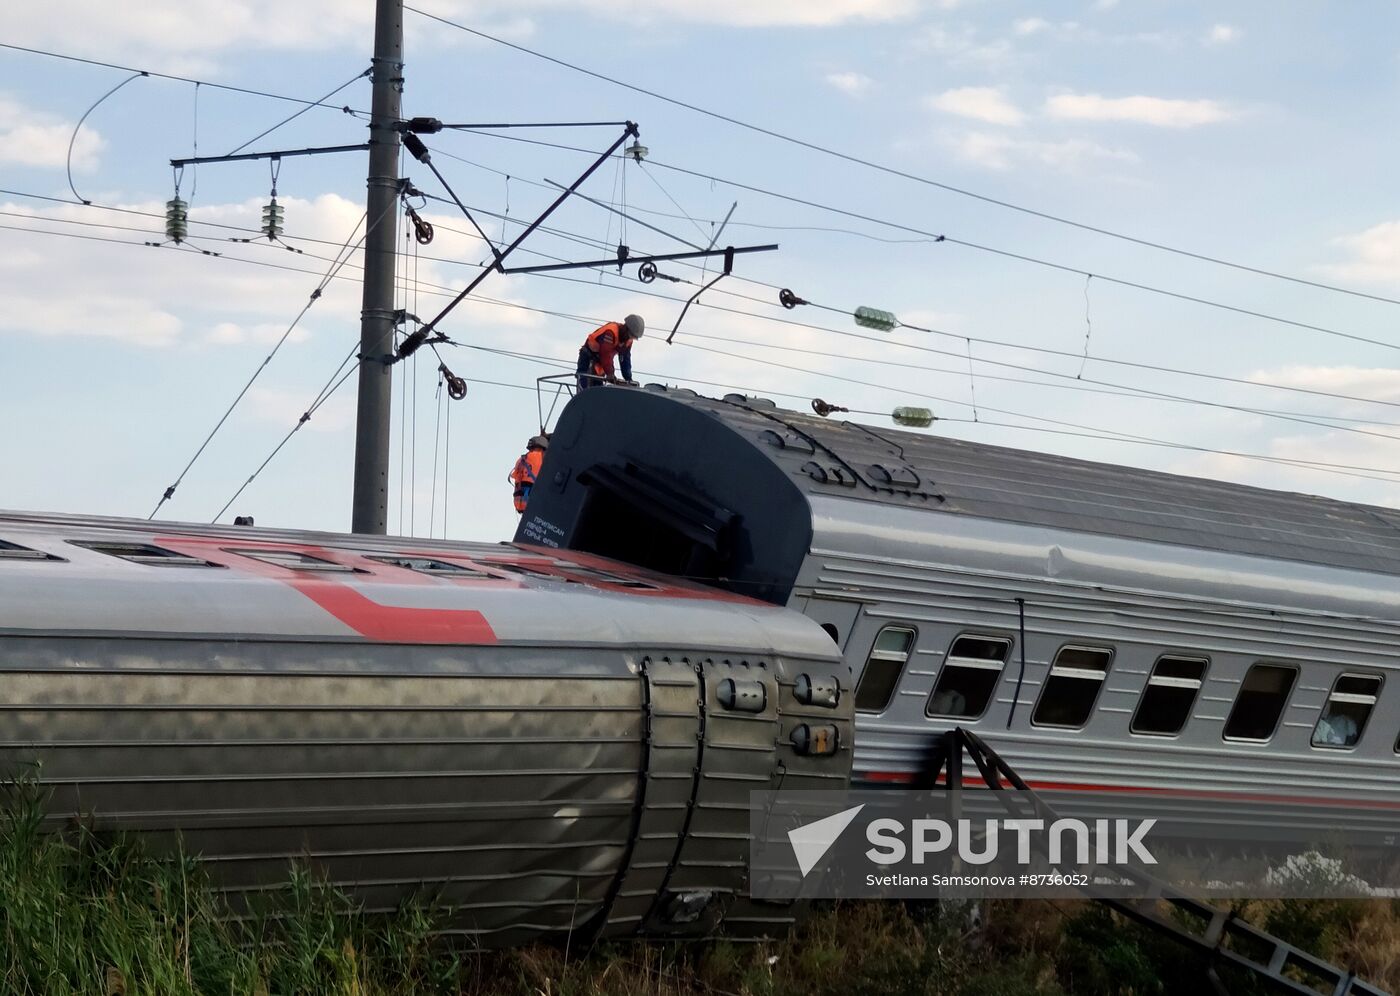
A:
509,434,549,514
576,314,644,392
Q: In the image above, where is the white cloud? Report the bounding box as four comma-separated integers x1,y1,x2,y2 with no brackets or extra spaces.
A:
1249,366,1400,405
911,25,1014,66
1203,23,1240,46
1320,221,1400,285
1045,92,1235,127
927,86,1025,126
946,131,1139,172
825,71,873,95
1012,17,1050,36
566,0,917,26
0,193,377,348
247,386,355,433
1094,0,1119,9
206,321,311,346
6,0,914,65
0,94,105,171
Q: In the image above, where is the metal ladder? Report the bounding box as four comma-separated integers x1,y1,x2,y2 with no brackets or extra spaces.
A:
916,729,1388,996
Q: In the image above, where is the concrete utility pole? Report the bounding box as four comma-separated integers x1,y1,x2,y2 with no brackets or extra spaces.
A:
351,0,404,534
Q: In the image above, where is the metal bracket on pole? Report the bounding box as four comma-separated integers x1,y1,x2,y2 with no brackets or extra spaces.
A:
169,144,370,168
500,242,775,277
399,122,640,350
667,245,735,344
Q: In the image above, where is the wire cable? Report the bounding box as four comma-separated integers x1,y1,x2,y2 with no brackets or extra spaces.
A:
445,129,1400,354
18,206,1400,424
148,207,375,519
405,7,1400,310
67,70,145,205
225,66,372,156
22,197,1400,490
0,42,370,114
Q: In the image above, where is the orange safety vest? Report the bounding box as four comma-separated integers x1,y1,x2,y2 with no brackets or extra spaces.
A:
509,449,544,513
582,322,632,379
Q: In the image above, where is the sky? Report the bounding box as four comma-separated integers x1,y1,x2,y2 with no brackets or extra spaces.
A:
3,1,1400,543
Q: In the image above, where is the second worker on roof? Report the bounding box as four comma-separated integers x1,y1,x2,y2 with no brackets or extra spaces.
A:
576,314,644,393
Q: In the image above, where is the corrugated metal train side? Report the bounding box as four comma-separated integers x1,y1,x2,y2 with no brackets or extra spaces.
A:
0,512,852,944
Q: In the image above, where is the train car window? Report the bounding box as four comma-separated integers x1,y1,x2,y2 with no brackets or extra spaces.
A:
926,636,1011,719
224,549,361,573
557,564,660,590
1130,656,1208,736
1312,673,1381,750
855,626,916,713
1223,664,1297,742
1031,646,1112,728
70,541,221,568
489,562,578,583
0,539,64,562
365,555,495,578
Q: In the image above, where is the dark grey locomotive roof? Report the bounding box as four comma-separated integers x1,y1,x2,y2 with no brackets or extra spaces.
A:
651,387,1400,580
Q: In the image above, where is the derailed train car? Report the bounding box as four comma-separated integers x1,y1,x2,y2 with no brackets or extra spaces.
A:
520,385,1400,846
0,512,852,944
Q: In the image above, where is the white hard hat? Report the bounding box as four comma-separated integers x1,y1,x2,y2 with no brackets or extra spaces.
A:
624,314,645,339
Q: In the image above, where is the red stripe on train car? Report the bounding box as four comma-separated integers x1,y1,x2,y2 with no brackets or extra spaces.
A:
157,537,497,644
856,771,1400,810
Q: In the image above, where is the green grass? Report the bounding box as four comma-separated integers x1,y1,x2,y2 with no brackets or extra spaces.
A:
4,776,1393,996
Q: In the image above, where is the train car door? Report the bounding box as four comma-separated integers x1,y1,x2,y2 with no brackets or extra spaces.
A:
795,597,862,654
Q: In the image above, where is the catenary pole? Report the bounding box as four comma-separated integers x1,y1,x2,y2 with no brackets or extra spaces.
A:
351,0,404,533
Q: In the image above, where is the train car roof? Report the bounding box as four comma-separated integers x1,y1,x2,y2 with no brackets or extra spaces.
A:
0,509,838,659
677,389,1400,576
519,385,1400,597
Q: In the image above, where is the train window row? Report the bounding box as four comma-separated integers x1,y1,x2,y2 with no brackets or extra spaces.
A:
1,536,661,590
854,625,1391,752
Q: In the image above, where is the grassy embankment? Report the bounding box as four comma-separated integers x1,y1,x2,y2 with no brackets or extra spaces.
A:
4,780,1398,996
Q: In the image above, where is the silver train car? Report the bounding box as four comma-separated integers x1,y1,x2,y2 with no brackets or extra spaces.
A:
520,385,1400,845
0,511,852,944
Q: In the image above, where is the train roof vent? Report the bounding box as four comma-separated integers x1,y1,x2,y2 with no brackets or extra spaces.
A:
0,539,65,562
225,548,362,573
365,555,495,578
724,393,776,409
759,429,815,455
866,463,922,488
71,541,221,568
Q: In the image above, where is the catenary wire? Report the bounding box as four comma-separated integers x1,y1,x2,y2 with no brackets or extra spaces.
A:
403,6,1400,310
441,128,1400,355
225,66,372,156
0,42,371,114
13,177,1393,432
18,212,1400,487
148,206,378,520
16,210,1400,428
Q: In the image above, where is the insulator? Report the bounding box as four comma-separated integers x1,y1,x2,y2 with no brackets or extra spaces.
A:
625,141,648,162
261,198,284,240
892,406,935,428
165,197,188,243
854,306,897,332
